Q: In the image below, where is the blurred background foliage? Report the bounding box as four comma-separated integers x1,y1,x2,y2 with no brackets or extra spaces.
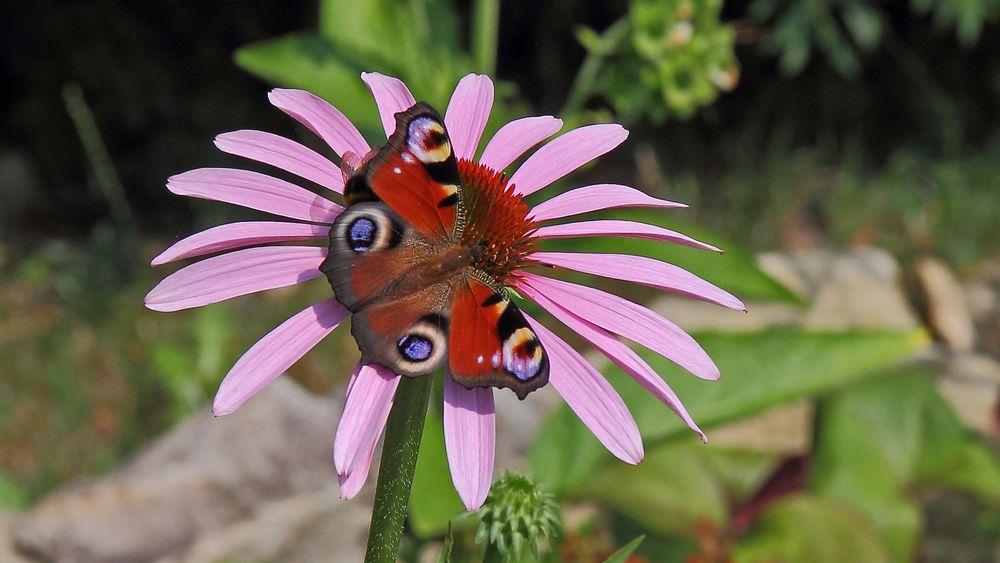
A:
2,0,1000,561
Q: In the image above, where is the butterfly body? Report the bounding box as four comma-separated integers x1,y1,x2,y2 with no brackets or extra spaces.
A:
321,103,548,399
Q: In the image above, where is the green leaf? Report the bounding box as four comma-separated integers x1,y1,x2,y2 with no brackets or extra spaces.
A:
538,209,802,304
810,370,928,561
233,33,383,136
587,444,780,536
602,535,645,563
733,495,891,563
317,0,466,107
436,524,455,563
927,442,1000,502
810,368,1000,560
319,0,459,61
843,2,883,51
531,328,927,493
916,372,1000,501
588,444,728,536
410,404,466,538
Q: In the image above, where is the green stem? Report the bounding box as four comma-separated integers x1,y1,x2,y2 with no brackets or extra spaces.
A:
561,17,631,118
62,82,135,231
472,0,501,75
364,375,432,563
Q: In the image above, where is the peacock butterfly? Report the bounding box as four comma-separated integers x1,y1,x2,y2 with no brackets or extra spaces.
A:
320,102,549,399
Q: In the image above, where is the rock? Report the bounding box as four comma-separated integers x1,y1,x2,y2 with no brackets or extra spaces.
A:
0,511,31,563
15,378,350,563
651,298,800,333
705,400,814,455
163,485,370,563
962,281,996,324
947,353,1000,385
756,250,825,300
494,385,560,472
936,377,999,438
671,248,918,333
915,258,977,353
801,248,919,330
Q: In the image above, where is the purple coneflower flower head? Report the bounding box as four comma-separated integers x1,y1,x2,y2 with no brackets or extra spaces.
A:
145,72,745,511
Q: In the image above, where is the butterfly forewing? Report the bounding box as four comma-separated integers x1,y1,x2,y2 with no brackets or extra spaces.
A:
346,103,465,241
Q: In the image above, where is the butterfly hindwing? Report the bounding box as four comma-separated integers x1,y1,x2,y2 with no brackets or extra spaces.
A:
349,284,455,377
345,103,464,241
323,202,415,311
448,277,548,400
323,200,460,377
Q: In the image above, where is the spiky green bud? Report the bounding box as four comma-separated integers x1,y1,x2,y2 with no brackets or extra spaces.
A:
475,472,560,561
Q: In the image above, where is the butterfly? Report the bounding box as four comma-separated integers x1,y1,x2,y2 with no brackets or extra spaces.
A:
320,102,549,399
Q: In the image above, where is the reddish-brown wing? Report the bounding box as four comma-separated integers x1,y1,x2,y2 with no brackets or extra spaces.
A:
448,277,548,400
346,103,463,241
348,283,454,377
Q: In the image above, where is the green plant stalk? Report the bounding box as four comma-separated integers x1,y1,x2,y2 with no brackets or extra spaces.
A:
561,17,630,118
62,82,135,230
472,0,500,75
364,375,433,563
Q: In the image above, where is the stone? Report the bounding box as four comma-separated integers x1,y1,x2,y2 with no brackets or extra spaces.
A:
705,400,814,455
0,511,31,563
962,281,996,324
756,252,812,300
936,377,999,438
654,248,920,334
162,485,371,563
947,353,1000,385
15,378,348,563
650,298,800,333
801,248,919,330
493,385,560,472
766,249,841,291
915,258,977,353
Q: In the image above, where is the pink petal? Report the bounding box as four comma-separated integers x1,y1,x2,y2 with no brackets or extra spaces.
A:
444,74,494,160
533,219,722,253
167,168,342,223
338,439,379,499
528,183,687,222
267,89,370,157
516,272,720,381
213,298,349,416
361,72,417,137
527,252,745,310
523,313,643,464
479,116,563,172
333,363,400,477
443,376,495,511
509,124,628,196
525,289,706,442
338,363,393,499
144,246,326,312
151,221,329,266
215,130,345,193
